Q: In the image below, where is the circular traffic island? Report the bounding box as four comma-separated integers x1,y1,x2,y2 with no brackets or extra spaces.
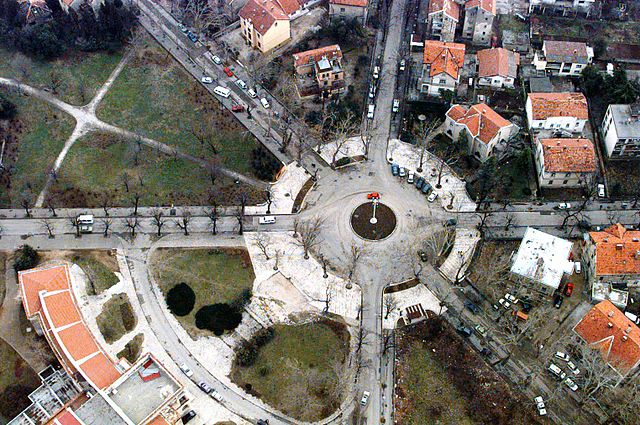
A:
350,202,397,241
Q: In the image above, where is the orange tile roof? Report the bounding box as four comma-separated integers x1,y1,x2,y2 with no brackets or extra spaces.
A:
465,0,495,14
574,300,640,376
54,410,83,425
538,138,596,173
477,48,519,79
329,0,368,6
42,291,82,329
446,103,512,144
147,415,171,425
589,224,640,276
429,0,460,20
423,40,465,79
528,92,589,120
19,265,71,318
57,323,101,361
275,0,301,14
239,0,288,35
79,353,123,390
293,44,342,68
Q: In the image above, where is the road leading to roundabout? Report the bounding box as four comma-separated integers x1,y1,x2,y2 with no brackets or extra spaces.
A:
350,202,397,241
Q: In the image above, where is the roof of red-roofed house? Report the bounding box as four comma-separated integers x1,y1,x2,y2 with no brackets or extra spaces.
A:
527,92,589,120
239,0,289,35
538,138,596,173
465,0,496,14
428,0,460,20
423,40,466,79
588,224,640,277
446,103,512,144
477,48,519,79
329,0,368,6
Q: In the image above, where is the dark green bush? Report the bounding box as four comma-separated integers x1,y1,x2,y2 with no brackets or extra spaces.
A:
13,245,39,272
0,93,17,120
166,283,196,317
251,146,282,181
335,157,351,167
120,302,136,331
195,303,243,336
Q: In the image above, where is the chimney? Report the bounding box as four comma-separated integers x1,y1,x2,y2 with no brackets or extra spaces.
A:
608,311,615,318
622,335,628,342
626,325,632,334
616,243,623,250
608,322,614,328
635,250,640,259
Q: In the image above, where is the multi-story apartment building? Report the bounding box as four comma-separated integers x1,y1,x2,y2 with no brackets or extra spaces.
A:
462,0,495,46
526,92,589,134
534,137,596,188
601,103,640,159
419,40,465,96
293,45,345,97
426,0,460,42
239,0,292,53
533,40,593,76
328,0,368,24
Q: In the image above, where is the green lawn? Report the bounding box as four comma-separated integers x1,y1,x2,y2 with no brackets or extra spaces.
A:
0,93,75,208
96,37,261,176
0,338,41,420
96,293,136,344
69,251,120,295
232,321,349,422
0,46,123,105
150,248,255,337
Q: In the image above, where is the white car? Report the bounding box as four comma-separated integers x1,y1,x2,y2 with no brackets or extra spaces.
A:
201,76,213,84
398,167,406,178
373,66,380,79
392,99,400,113
555,351,570,362
211,390,223,402
360,391,370,406
597,183,606,198
564,377,578,391
367,104,375,119
368,84,376,99
247,88,257,98
498,298,511,309
179,363,194,378
260,97,270,109
534,396,547,416
212,55,222,65
548,363,566,380
505,293,518,303
235,79,248,90
399,59,406,71
427,192,438,203
407,170,414,184
567,361,580,375
557,202,572,210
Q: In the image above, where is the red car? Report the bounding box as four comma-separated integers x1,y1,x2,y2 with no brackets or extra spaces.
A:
223,67,233,77
564,283,574,297
231,104,245,112
367,192,380,200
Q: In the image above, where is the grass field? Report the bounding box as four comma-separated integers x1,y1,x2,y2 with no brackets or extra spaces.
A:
117,333,144,364
96,293,137,344
0,338,40,420
0,46,123,105
96,36,262,176
71,251,120,295
0,93,75,208
150,248,255,337
232,320,349,422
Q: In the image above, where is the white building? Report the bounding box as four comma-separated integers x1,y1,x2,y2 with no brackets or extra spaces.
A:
445,103,515,162
510,227,575,298
462,0,495,46
328,0,368,24
601,103,640,160
526,92,589,134
533,40,593,77
426,0,460,42
534,138,597,188
476,47,520,89
419,40,465,96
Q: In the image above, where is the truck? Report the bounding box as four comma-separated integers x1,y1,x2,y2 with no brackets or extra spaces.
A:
77,215,94,233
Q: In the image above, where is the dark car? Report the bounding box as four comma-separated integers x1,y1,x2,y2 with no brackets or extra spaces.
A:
445,218,457,227
187,32,197,43
554,294,564,309
521,301,533,313
198,381,213,394
456,325,473,337
421,182,432,194
391,163,399,176
464,301,480,314
415,176,425,190
257,420,270,425
182,410,197,424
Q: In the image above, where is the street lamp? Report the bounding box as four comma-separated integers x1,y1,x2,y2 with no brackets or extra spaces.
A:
370,198,379,225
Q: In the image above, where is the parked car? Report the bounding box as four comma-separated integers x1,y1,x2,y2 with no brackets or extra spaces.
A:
373,66,380,79
223,67,234,77
557,202,572,210
368,84,376,99
360,391,370,406
247,88,257,98
505,293,518,303
555,351,570,362
367,192,380,200
499,298,511,309
398,167,406,177
235,79,248,90
474,324,487,336
554,294,564,309
392,99,400,113
427,192,438,203
259,216,276,225
198,382,213,394
415,176,425,190
564,282,574,296
465,301,480,314
231,104,245,112
187,32,197,43
534,396,547,416
178,23,188,33
598,183,606,198
574,262,581,274
212,55,222,65
367,104,375,119
201,76,213,84
182,410,197,424
421,182,432,194
567,361,580,375
625,311,640,325
407,170,415,183
399,59,406,71
391,163,399,176
456,324,472,337
260,98,270,109
548,363,566,380
179,363,193,378
564,377,579,391
211,390,223,402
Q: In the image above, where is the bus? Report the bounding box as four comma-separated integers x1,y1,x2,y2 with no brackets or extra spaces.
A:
77,214,94,233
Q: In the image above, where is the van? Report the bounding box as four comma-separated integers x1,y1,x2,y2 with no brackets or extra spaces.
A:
213,86,231,98
259,216,276,225
235,79,247,90
260,97,270,109
367,104,375,119
548,363,566,380
392,99,400,113
247,88,257,98
77,214,94,233
373,66,380,79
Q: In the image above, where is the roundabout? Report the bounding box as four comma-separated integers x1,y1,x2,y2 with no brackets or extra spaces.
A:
350,201,397,241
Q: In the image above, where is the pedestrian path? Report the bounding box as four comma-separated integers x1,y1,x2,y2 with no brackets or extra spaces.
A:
439,228,481,283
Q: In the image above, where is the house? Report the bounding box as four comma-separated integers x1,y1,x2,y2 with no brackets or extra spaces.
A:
292,45,345,97
573,300,640,380
529,0,597,15
601,103,640,160
426,0,460,42
328,0,368,24
14,263,190,424
534,138,597,188
445,103,515,162
239,0,292,53
462,0,495,46
526,92,589,134
583,224,640,307
533,40,593,76
510,227,575,299
476,47,520,89
419,40,465,96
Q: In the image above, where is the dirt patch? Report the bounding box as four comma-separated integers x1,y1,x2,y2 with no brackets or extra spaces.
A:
385,278,420,294
350,202,397,240
292,178,315,213
395,317,542,425
96,293,136,344
117,333,144,364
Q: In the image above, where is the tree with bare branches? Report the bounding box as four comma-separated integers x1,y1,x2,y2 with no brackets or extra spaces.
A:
151,208,165,237
415,117,441,172
68,214,80,237
254,232,272,260
174,211,192,236
328,111,359,167
41,219,54,238
101,218,112,238
204,204,219,235
234,206,245,235
384,293,399,319
296,216,324,259
345,242,367,281
125,216,140,239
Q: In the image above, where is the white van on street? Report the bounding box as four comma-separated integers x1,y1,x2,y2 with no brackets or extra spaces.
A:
259,216,276,225
213,86,231,98
260,97,270,109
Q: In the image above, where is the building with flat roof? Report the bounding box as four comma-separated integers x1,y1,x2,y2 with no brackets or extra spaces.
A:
601,103,640,160
462,0,495,46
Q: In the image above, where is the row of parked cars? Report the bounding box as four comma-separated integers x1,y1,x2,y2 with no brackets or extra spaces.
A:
390,164,438,202
548,350,580,393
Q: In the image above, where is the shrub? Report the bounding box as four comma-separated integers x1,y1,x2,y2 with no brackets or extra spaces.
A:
235,327,274,367
230,288,253,312
195,303,243,336
0,385,35,418
0,93,17,120
14,245,39,272
116,333,144,363
166,283,196,316
251,146,282,181
120,301,136,331
335,157,351,167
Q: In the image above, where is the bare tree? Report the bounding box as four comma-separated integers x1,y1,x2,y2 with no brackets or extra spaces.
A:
45,196,57,217
68,214,80,237
273,249,281,271
328,112,359,167
100,193,111,217
293,217,300,237
131,192,141,216
238,192,248,217
101,218,112,238
503,212,517,231
474,209,494,233
415,117,442,172
41,219,55,238
21,195,32,218
204,204,219,235
254,232,272,260
319,253,329,278
382,331,395,355
120,172,130,193
571,338,621,399
296,216,324,259
151,208,165,237
48,70,63,94
603,376,640,424
185,0,225,37
263,189,274,214
174,211,192,236
125,216,140,239
384,293,399,319
423,228,455,264
234,206,245,235
345,242,367,281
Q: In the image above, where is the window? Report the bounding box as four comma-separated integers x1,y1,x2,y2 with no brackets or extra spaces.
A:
549,180,554,185
566,123,570,128
341,7,345,11
563,180,568,185
439,78,446,84
538,122,543,127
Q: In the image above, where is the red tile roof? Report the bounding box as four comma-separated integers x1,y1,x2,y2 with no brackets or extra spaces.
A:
423,40,466,79
528,92,589,120
543,40,589,62
574,300,640,376
465,0,495,13
589,224,640,276
275,0,301,15
428,0,460,20
19,265,70,317
239,0,288,35
477,47,519,79
329,0,368,6
538,138,596,173
53,410,83,425
293,44,342,68
446,103,512,144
